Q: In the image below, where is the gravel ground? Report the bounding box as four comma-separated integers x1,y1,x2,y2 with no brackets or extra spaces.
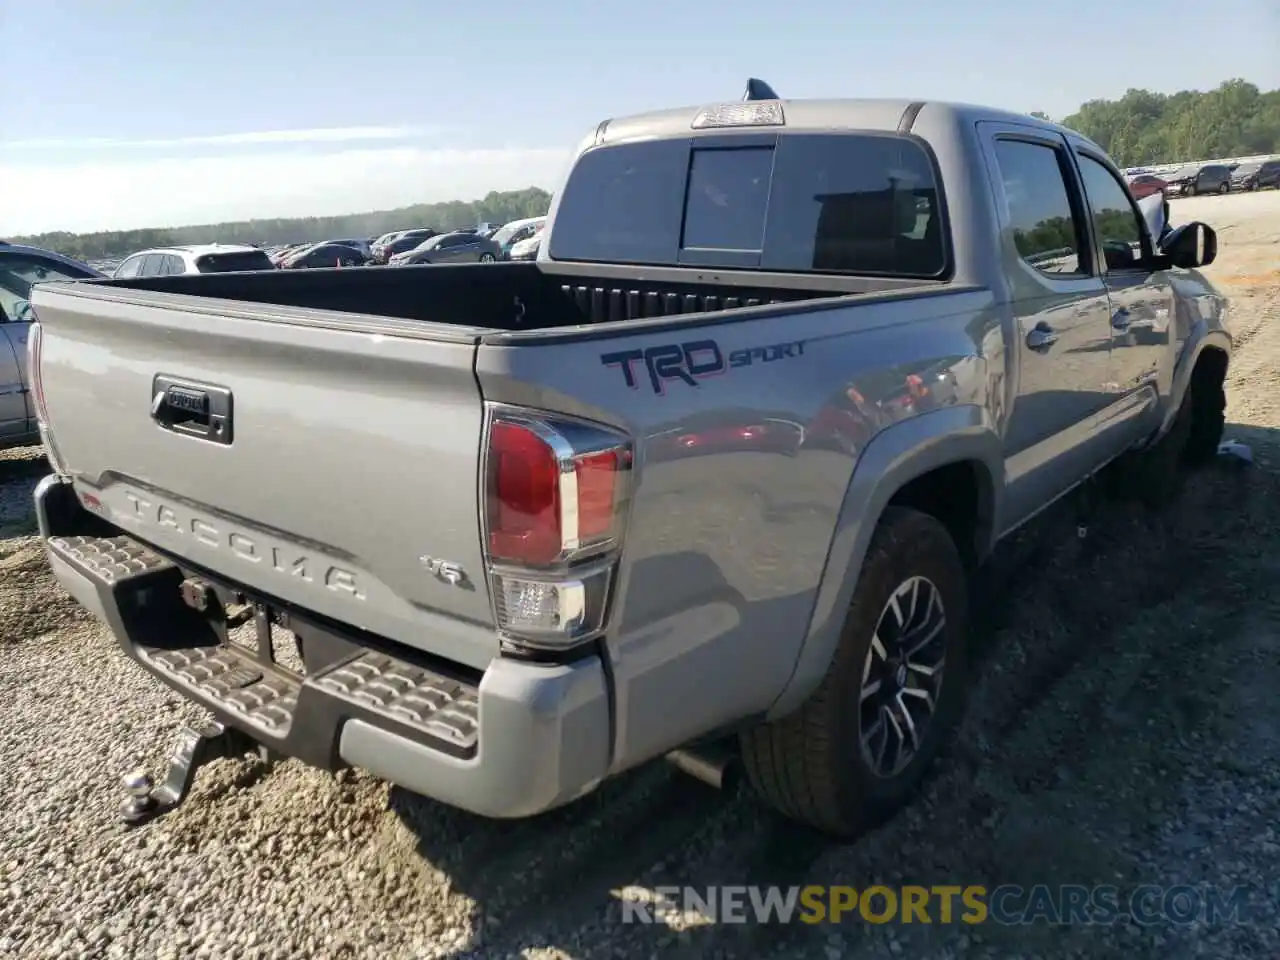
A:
3,190,1280,959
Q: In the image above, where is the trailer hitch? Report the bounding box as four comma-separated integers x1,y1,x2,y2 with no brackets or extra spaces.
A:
120,720,269,826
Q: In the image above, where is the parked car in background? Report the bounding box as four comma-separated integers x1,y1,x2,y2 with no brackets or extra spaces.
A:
507,228,542,260
388,231,502,265
326,238,373,259
369,231,412,262
491,216,546,258
1230,159,1280,191
1163,163,1232,196
278,243,371,269
1125,173,1167,200
0,242,103,449
114,244,275,278
373,229,438,263
268,244,307,265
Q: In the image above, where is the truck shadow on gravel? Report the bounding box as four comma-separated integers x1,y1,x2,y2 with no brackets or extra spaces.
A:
386,429,1279,959
0,449,48,540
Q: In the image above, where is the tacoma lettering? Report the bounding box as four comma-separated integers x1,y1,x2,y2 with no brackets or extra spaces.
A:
122,490,365,599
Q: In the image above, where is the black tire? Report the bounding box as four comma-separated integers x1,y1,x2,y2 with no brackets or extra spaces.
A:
1183,375,1226,467
1219,181,1230,195
1185,183,1197,197
479,253,496,262
740,507,970,838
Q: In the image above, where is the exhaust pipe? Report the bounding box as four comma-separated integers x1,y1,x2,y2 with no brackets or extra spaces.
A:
666,745,738,791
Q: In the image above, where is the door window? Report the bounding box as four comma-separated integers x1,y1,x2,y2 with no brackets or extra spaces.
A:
991,139,1088,277
1075,153,1146,271
116,255,144,278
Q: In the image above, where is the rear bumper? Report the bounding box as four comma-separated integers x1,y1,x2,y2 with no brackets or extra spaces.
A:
35,474,612,819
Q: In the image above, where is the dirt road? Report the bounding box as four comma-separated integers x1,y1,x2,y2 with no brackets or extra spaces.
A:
2,191,1279,959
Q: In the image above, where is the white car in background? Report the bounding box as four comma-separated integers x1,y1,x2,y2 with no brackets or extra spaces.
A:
113,244,275,278
492,216,546,259
507,229,543,261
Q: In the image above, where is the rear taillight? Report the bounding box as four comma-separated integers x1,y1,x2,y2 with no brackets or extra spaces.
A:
483,409,632,655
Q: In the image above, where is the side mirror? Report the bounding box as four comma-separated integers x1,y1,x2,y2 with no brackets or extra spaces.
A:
1160,221,1217,268
13,299,34,323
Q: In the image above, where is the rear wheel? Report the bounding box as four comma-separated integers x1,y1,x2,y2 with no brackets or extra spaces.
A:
740,507,970,838
479,252,496,262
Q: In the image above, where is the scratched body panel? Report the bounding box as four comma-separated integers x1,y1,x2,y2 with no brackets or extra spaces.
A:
475,288,998,769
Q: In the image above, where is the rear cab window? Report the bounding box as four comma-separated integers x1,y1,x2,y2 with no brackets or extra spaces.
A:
195,250,275,273
547,131,949,279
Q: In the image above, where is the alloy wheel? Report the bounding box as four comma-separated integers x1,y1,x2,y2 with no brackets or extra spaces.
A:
858,576,948,778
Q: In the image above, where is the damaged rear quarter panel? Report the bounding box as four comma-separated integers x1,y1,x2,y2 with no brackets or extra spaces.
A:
474,287,999,771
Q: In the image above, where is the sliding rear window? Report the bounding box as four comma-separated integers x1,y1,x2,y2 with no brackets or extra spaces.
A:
548,132,948,279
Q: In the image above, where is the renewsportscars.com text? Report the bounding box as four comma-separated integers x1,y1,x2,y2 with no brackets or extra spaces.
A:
618,884,1270,926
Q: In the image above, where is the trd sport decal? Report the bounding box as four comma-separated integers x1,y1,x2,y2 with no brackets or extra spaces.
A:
601,338,806,394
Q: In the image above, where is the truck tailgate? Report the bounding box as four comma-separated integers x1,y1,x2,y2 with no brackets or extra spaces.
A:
32,286,498,670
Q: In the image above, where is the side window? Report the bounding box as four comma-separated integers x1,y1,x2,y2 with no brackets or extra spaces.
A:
991,139,1087,277
1075,153,1145,271
139,254,164,277
168,255,188,274
116,256,143,279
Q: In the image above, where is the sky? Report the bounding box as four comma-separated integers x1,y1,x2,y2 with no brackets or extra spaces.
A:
2,0,1277,236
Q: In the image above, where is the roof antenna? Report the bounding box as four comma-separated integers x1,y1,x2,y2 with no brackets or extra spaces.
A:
743,78,779,101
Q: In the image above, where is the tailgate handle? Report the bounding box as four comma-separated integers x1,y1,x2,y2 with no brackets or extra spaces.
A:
151,376,233,445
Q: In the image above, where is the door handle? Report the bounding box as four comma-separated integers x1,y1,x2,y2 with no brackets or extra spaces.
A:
150,375,234,445
1026,323,1058,351
1111,308,1132,330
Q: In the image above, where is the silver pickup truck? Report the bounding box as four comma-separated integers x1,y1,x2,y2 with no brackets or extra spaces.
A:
29,86,1230,838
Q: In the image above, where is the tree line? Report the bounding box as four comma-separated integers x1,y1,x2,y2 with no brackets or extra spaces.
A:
1051,79,1280,168
9,78,1279,261
11,187,552,262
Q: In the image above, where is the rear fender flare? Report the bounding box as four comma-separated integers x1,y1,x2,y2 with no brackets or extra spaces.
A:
766,405,1002,720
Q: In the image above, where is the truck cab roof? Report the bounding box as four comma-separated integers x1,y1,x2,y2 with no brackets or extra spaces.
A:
593,97,1097,151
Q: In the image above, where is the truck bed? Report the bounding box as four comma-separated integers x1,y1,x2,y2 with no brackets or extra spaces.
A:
102,260,935,332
